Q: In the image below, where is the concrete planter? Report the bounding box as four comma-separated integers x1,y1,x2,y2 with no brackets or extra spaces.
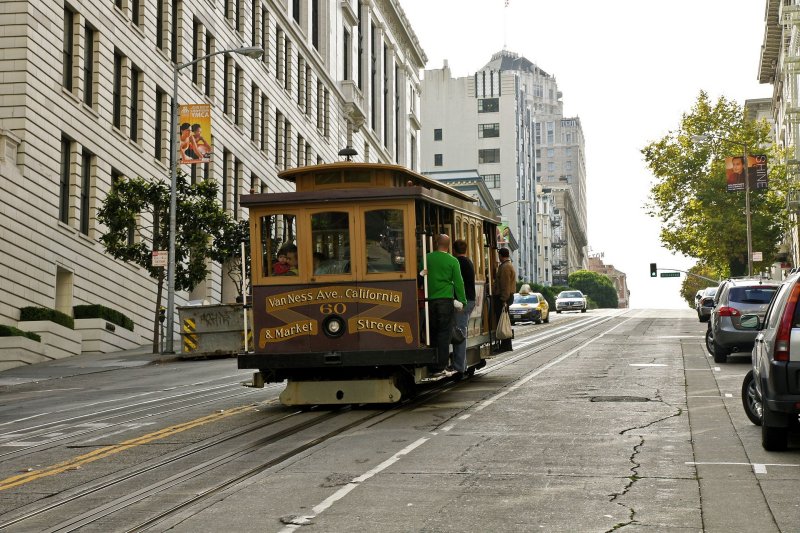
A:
0,335,48,371
17,320,82,360
74,318,143,354
178,304,253,357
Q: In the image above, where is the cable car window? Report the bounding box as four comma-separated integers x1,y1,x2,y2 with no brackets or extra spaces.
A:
311,211,351,275
364,209,405,273
314,171,340,185
260,214,299,277
345,171,371,183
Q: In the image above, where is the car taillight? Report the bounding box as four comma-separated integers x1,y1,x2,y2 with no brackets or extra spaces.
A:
775,283,800,362
718,306,740,317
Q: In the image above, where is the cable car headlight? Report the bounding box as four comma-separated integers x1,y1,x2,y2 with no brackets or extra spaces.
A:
322,315,346,338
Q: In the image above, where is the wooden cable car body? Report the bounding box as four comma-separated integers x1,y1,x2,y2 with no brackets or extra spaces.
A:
240,162,500,405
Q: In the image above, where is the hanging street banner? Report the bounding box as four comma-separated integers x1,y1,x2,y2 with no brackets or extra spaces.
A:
496,223,511,246
724,155,768,192
178,104,213,165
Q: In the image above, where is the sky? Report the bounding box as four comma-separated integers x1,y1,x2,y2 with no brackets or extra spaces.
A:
399,0,771,308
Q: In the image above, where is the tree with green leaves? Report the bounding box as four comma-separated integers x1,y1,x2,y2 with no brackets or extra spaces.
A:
568,270,618,308
209,219,251,300
642,92,791,276
97,171,230,352
679,263,725,308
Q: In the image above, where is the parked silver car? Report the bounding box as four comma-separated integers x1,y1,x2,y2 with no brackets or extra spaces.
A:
696,286,717,322
739,272,800,450
705,279,780,363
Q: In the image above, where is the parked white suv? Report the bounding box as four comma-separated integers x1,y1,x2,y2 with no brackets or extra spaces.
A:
555,290,587,313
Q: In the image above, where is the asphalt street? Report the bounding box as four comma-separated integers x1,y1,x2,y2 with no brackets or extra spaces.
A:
0,309,797,532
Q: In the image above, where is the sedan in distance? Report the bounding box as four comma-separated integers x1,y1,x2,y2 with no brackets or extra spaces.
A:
696,286,718,322
555,290,587,313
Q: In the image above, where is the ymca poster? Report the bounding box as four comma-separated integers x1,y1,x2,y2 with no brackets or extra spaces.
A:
178,104,213,165
724,155,768,192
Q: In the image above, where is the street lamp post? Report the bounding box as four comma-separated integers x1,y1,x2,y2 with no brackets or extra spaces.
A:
164,46,263,354
691,134,753,277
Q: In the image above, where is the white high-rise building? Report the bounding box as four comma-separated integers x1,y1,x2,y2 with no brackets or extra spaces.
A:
421,50,587,284
0,0,425,342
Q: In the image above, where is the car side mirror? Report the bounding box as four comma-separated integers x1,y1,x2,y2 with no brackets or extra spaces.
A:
739,314,760,330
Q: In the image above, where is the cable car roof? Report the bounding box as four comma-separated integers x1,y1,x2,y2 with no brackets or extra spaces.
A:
277,162,478,203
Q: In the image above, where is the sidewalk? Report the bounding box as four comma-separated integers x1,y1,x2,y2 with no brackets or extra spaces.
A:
0,345,182,387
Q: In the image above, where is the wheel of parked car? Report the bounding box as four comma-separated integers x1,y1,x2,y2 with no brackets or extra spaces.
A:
581,309,586,313
761,408,789,451
556,310,561,314
705,328,728,363
741,370,762,426
543,314,549,324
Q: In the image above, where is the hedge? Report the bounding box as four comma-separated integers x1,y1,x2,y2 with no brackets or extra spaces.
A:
19,307,74,329
0,324,41,342
73,304,135,331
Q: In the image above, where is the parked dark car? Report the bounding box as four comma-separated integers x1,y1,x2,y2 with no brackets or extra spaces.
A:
739,272,800,450
705,279,780,363
696,286,717,323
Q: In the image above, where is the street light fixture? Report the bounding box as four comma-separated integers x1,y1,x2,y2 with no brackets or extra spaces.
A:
499,199,531,208
164,46,263,354
690,134,753,277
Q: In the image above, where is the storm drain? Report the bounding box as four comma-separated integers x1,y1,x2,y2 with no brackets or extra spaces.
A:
590,396,651,403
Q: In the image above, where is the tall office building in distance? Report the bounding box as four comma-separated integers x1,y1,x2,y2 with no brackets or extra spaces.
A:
421,50,588,285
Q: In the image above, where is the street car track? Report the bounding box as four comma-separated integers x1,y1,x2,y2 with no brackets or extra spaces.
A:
0,313,619,532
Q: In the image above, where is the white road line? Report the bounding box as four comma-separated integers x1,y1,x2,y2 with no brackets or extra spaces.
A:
278,437,430,532
753,463,768,474
686,461,800,476
725,393,733,398
458,414,470,420
441,425,454,432
0,413,51,427
629,363,667,367
713,367,721,372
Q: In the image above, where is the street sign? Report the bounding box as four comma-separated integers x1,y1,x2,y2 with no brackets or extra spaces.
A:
752,252,763,262
660,272,680,278
152,250,168,267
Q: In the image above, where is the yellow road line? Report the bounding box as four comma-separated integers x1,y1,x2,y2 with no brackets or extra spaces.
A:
0,405,254,492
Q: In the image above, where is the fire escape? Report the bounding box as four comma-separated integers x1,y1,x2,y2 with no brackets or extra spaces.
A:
550,211,568,285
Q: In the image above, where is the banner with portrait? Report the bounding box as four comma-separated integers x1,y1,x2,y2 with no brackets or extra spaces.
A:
178,104,213,165
725,155,768,192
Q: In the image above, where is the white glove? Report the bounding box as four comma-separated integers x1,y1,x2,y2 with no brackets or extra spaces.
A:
453,299,464,311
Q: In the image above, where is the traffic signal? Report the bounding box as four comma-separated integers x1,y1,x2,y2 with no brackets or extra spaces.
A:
159,306,166,323
650,263,657,277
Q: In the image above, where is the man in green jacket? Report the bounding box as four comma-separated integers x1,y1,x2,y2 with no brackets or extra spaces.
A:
426,234,467,371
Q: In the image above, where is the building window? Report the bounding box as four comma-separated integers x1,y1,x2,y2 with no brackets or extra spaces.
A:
275,110,283,167
223,54,232,115
251,83,258,142
547,148,554,157
204,33,215,97
155,86,166,161
261,8,269,70
566,161,572,170
534,122,541,145
276,27,283,82
410,134,416,170
477,98,499,113
546,121,554,145
260,94,269,151
565,132,573,143
547,162,554,172
131,0,141,25
434,154,443,167
59,136,72,224
433,128,442,141
129,64,142,142
312,0,319,49
233,158,241,218
234,65,243,126
297,135,304,167
112,50,123,129
323,88,330,137
192,19,201,84
482,174,500,188
251,0,259,47
565,146,572,156
478,123,499,138
235,0,242,32
222,148,230,211
171,0,180,63
79,150,92,235
478,149,500,164
316,80,324,129
83,24,95,106
292,0,300,23
63,7,75,91
343,28,350,80
284,36,292,91
297,56,305,108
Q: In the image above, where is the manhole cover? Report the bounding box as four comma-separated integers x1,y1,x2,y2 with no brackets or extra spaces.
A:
590,396,651,402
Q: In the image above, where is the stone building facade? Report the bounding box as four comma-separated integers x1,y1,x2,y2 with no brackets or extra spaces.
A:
0,0,425,343
587,256,629,308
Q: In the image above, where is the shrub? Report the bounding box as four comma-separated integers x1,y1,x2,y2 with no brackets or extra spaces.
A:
73,304,135,331
0,324,41,342
19,307,74,329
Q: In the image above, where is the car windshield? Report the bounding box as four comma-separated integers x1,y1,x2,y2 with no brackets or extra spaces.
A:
558,291,582,298
728,286,778,304
513,294,538,304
